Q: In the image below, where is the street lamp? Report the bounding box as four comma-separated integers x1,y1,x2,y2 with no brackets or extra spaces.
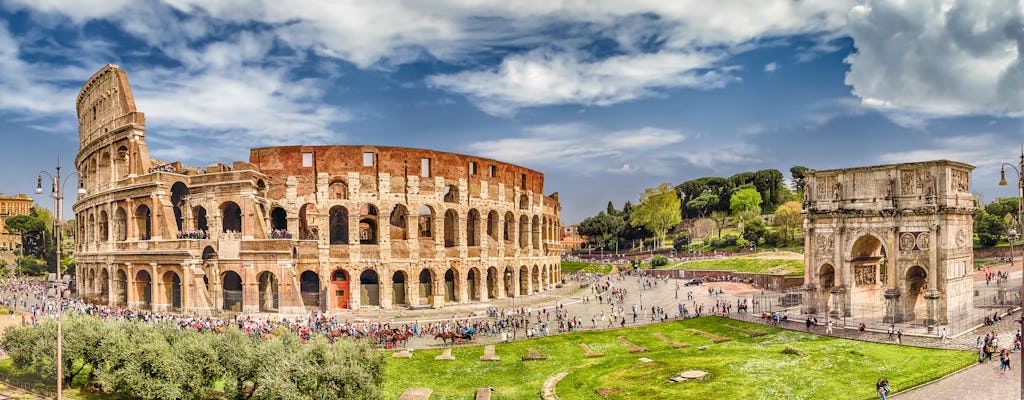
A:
998,152,1024,400
505,270,515,311
37,159,84,400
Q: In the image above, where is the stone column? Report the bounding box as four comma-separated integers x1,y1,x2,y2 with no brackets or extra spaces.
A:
380,266,393,309
242,264,258,313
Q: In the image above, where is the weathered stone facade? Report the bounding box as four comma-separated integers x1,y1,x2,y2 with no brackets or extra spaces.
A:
72,65,563,315
803,160,975,326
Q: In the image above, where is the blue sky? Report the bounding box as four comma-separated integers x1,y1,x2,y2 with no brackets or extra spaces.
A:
2,0,1024,223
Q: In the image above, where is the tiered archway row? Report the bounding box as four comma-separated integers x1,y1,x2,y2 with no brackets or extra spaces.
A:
76,261,561,312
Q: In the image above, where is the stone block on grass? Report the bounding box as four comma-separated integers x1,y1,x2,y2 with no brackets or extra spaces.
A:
617,336,649,353
435,348,456,361
522,348,548,361
580,343,604,358
480,345,500,361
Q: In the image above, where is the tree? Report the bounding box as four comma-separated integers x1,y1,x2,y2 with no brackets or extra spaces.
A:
790,166,812,193
710,211,729,240
730,187,763,217
685,193,719,218
773,201,802,242
986,197,1020,221
578,212,625,251
974,209,1005,247
630,183,682,250
5,207,56,272
742,217,768,245
689,218,716,244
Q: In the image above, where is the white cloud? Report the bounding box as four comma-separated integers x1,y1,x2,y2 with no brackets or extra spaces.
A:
764,62,779,72
466,123,685,171
845,0,1024,118
674,142,760,169
877,133,1010,168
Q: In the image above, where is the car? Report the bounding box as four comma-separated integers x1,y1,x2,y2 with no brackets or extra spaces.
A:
683,278,702,286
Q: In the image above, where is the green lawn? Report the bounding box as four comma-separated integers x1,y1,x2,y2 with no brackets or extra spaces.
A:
560,261,616,274
664,255,804,276
384,317,974,399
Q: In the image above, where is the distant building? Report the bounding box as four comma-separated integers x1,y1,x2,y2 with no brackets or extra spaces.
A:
0,193,34,252
560,224,586,250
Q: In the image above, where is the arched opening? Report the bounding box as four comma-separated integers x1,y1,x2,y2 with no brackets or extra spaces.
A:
98,211,109,242
819,264,835,313
97,268,109,298
443,209,458,247
193,206,208,232
299,204,318,240
329,179,348,200
519,215,529,248
222,271,243,312
331,269,350,309
418,206,434,239
531,215,540,249
360,269,380,306
519,194,528,210
329,206,349,244
503,212,514,242
135,269,152,309
258,271,279,312
162,271,182,310
134,204,152,240
503,266,514,297
114,207,127,241
486,267,498,299
467,268,480,301
255,179,266,197
170,182,188,232
444,268,456,302
519,266,529,295
542,264,549,286
467,209,480,247
359,204,378,245
202,246,217,261
392,271,407,305
905,266,928,321
300,271,320,308
87,214,95,244
850,235,885,288
390,204,408,240
115,269,128,306
115,145,129,179
221,201,242,234
532,265,540,292
487,210,499,241
418,269,433,303
270,207,288,231
443,185,458,203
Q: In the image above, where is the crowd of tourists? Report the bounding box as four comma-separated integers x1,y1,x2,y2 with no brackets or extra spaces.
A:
176,229,210,239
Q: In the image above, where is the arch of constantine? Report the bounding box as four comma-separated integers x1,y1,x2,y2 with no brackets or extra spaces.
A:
71,65,563,315
803,160,975,327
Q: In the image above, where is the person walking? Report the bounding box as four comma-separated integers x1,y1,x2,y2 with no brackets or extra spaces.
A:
826,320,833,334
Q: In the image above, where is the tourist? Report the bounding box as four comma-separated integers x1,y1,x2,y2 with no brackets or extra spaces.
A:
887,324,894,341
939,327,947,341
876,379,887,400
826,320,833,334
896,329,902,345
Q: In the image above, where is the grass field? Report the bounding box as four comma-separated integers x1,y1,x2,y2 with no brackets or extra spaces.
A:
384,317,974,399
560,261,616,274
664,254,804,276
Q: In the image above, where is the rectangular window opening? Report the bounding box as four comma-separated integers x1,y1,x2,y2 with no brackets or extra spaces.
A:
363,152,374,167
421,158,431,178
469,161,478,175
521,173,527,188
302,152,313,168
489,165,496,177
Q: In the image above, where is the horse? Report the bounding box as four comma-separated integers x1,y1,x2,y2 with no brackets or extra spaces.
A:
434,332,457,346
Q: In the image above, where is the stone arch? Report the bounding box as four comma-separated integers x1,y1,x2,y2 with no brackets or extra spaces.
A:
849,234,886,288
519,265,529,295
358,204,379,245
486,266,498,299
270,207,288,231
257,271,279,312
360,269,380,306
418,269,435,302
418,205,434,239
532,215,541,249
97,211,109,242
541,264,549,287
467,209,480,247
329,206,349,244
503,266,514,297
99,268,109,297
135,269,152,309
87,213,95,243
299,270,320,308
443,209,458,247
201,245,217,260
467,267,480,301
904,266,928,321
818,263,835,312
114,268,128,306
134,204,152,240
115,145,129,179
444,268,457,302
221,201,242,233
519,194,528,210
299,203,318,240
503,212,514,242
392,270,407,306
329,179,348,200
170,182,188,232
443,185,459,203
161,270,182,309
390,204,409,240
193,206,208,232
222,270,243,311
518,215,529,248
114,207,127,241
532,265,540,292
487,210,499,241
330,269,350,309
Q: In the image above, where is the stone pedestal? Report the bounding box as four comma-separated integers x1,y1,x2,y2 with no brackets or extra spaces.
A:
924,290,940,328
883,288,902,323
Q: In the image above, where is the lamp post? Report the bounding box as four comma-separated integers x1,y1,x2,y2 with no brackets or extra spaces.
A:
505,270,515,312
37,159,85,400
998,151,1024,400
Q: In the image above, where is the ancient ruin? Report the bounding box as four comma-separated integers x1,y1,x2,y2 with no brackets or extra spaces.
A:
802,160,975,326
71,65,562,315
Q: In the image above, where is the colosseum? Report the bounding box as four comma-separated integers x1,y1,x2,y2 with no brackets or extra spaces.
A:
72,65,563,315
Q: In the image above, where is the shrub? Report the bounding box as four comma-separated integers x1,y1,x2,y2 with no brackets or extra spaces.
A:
651,256,668,267
709,234,739,249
